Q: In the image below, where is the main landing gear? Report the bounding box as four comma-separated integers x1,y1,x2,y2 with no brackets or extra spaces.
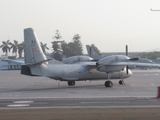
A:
104,73,113,87
68,81,75,86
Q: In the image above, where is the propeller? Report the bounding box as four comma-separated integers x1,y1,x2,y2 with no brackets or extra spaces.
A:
125,45,139,74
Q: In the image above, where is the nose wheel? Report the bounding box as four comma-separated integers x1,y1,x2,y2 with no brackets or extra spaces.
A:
119,80,124,85
119,70,125,85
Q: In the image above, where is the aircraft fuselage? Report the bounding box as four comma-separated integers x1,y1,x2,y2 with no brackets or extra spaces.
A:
28,63,132,81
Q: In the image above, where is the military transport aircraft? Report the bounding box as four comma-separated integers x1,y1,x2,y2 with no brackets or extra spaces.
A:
21,28,160,87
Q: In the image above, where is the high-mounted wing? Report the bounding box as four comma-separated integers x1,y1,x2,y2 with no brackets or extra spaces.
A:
96,54,160,73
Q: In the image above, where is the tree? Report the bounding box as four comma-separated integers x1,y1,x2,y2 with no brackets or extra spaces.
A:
17,42,24,58
52,30,63,52
9,40,19,56
0,40,10,56
72,34,83,55
51,41,61,52
40,42,49,54
52,41,63,61
52,30,63,61
61,41,70,57
51,31,83,59
91,44,101,55
9,40,25,58
53,30,62,40
61,34,83,57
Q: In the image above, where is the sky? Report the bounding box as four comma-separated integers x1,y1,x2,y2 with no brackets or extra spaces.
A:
1,0,160,55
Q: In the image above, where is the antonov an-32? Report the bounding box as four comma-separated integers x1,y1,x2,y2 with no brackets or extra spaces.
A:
21,28,160,87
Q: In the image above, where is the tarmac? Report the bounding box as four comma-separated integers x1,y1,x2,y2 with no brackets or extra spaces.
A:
0,69,160,108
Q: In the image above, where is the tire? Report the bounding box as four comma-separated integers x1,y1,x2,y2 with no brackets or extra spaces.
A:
68,81,75,86
108,81,113,87
105,81,109,87
105,81,113,87
119,80,123,85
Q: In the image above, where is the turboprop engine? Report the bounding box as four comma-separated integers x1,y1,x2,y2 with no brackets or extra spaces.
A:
96,55,129,73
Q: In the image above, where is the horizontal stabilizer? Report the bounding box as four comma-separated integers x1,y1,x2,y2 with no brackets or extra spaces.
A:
21,59,52,66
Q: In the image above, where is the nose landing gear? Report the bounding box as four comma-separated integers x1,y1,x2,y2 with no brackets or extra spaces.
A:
119,80,124,85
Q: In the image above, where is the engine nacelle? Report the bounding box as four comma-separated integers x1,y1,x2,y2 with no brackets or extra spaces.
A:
96,55,130,72
96,55,117,66
62,56,93,64
97,65,125,72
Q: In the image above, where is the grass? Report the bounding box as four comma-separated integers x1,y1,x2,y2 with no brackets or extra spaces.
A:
0,108,160,120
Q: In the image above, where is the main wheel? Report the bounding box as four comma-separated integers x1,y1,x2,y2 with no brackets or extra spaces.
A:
105,81,113,87
108,81,113,87
68,81,75,86
105,81,109,87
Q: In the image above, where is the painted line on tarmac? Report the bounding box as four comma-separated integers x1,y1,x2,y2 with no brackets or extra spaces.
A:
80,101,129,104
13,101,34,104
7,101,34,107
7,104,30,107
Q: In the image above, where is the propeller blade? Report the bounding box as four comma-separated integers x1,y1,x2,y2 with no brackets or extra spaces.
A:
126,45,128,56
126,65,129,74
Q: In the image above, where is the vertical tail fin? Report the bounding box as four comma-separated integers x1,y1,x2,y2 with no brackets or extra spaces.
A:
86,45,101,60
24,28,47,64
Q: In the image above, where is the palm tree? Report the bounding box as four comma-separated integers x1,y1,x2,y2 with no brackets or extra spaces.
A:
9,40,18,56
0,40,10,56
40,42,49,53
17,42,24,58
